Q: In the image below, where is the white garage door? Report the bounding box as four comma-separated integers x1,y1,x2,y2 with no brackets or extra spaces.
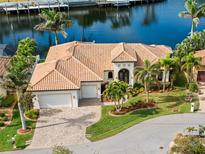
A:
81,85,98,98
38,93,72,108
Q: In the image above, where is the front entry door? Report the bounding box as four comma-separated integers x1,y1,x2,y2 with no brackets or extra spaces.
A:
118,69,129,83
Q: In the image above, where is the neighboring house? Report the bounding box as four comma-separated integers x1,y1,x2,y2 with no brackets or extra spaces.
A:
194,50,205,82
0,44,15,56
0,56,11,96
29,41,172,108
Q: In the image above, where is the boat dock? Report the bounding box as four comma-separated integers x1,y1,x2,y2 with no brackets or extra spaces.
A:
0,0,164,14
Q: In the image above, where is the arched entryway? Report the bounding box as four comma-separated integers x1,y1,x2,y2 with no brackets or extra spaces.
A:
118,69,129,83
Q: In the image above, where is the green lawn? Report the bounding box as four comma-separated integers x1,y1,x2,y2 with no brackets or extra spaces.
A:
0,109,36,152
86,89,199,141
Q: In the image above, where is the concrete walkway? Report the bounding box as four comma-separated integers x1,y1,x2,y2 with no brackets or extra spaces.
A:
198,83,205,112
1,113,205,154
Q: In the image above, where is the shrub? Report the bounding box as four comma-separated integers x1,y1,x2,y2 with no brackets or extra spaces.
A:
0,121,4,127
128,87,144,97
189,82,198,93
52,146,73,154
21,92,33,111
171,134,205,154
133,82,143,90
0,95,15,107
25,109,39,120
2,116,9,121
0,112,6,117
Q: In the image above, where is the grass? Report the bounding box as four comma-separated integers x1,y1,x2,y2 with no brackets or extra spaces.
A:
0,108,36,152
86,89,199,141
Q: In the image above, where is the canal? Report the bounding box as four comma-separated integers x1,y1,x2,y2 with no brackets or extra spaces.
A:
0,0,205,57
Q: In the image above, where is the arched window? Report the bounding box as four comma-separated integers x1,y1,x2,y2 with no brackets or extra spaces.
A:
108,71,113,79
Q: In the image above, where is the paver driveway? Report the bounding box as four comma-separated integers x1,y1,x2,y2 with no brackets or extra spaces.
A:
28,100,101,149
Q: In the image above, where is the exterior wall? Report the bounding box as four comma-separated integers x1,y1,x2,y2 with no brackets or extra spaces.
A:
0,78,6,96
80,82,102,99
104,71,114,82
113,62,135,86
32,90,79,109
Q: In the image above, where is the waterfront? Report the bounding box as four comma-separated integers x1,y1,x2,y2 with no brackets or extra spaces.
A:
0,0,205,57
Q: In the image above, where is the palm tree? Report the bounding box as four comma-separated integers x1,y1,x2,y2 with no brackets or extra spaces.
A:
169,57,180,89
179,0,205,37
134,60,159,103
160,55,180,92
181,53,201,86
34,10,72,45
103,80,129,112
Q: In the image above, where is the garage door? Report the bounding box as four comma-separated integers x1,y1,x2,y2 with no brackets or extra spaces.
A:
197,71,205,82
81,85,98,98
38,93,72,108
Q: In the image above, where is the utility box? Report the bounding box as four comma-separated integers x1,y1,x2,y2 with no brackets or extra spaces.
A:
191,102,195,112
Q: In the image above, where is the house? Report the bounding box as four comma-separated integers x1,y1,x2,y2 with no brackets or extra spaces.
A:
0,44,15,56
194,50,205,82
30,41,172,108
0,56,11,96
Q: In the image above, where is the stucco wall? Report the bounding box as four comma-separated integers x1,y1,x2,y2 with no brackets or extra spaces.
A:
113,62,135,86
33,90,79,108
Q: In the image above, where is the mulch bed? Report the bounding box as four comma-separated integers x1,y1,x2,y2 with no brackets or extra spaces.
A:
17,127,32,135
110,100,157,115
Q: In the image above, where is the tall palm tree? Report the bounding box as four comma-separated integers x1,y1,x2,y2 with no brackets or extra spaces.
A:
134,60,159,103
160,55,180,92
34,10,72,45
179,0,205,37
103,80,129,112
181,53,201,86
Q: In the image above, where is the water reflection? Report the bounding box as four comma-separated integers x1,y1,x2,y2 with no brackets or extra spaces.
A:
0,0,204,57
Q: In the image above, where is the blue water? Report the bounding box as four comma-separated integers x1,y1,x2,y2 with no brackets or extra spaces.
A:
0,0,205,57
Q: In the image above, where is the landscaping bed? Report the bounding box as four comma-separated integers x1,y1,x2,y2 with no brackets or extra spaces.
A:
86,89,199,141
110,100,156,115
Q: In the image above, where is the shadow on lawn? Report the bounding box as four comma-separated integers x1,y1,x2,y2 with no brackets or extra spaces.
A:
130,108,160,118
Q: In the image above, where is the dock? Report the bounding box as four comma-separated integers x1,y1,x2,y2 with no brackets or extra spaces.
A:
0,0,165,14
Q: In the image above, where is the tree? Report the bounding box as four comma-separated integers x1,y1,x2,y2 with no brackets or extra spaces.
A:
34,10,72,45
181,53,201,87
103,80,129,112
179,0,205,37
134,60,159,103
2,38,37,130
160,55,180,92
175,30,205,59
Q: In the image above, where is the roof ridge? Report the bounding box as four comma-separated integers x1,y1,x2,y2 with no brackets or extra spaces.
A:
71,56,103,80
54,69,79,89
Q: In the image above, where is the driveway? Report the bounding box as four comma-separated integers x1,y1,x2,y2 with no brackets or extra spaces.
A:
2,113,205,154
28,100,101,149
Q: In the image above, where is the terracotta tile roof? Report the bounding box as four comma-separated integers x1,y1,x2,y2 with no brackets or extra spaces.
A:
30,42,171,91
0,56,11,77
195,50,205,65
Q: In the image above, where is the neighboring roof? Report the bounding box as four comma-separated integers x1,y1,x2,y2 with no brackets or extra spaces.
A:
195,50,205,65
0,44,15,56
30,41,171,91
0,56,11,77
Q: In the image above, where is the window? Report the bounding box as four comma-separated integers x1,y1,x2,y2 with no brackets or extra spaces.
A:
108,71,113,79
